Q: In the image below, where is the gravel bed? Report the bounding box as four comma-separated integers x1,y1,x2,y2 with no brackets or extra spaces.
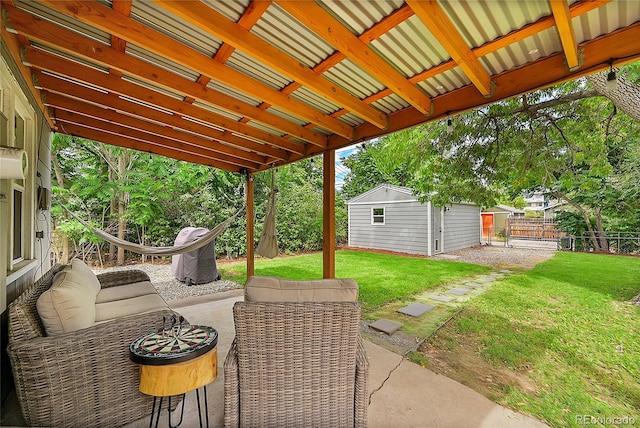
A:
433,245,555,270
93,262,242,303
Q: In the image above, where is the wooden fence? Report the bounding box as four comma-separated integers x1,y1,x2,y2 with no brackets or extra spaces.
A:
506,218,565,241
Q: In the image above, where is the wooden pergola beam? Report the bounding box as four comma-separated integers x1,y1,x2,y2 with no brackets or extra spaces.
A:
322,150,335,278
329,0,612,120
35,0,356,139
406,0,493,97
59,122,242,171
152,0,387,130
25,48,299,159
4,6,327,148
47,95,260,169
246,173,255,277
310,22,640,158
55,109,250,171
109,0,131,54
277,1,431,116
33,71,270,167
550,0,580,70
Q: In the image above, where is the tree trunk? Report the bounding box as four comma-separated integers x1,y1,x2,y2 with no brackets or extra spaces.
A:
594,207,609,252
552,190,602,251
61,232,69,264
109,165,117,262
117,152,127,265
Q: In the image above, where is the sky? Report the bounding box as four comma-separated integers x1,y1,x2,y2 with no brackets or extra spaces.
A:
335,144,359,189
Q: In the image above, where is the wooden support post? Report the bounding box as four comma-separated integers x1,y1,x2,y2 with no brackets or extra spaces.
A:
323,151,336,279
246,173,255,278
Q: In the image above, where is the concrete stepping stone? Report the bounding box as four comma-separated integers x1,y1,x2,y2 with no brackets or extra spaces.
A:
476,277,496,283
446,287,470,296
369,319,403,335
466,282,483,288
500,269,514,274
431,295,454,302
397,302,435,317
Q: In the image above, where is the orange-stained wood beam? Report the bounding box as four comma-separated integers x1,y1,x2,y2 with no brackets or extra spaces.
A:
35,0,355,139
322,150,335,279
277,1,431,115
33,71,270,165
406,0,493,97
549,0,580,70
110,0,131,54
47,95,260,169
25,48,295,159
58,122,242,171
474,0,611,58
212,1,272,65
329,0,610,119
190,1,271,104
0,25,55,129
4,7,326,148
152,0,387,129
55,109,251,170
323,22,640,153
246,173,255,277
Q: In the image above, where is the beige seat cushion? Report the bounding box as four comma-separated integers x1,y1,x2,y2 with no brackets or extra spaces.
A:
95,294,169,322
245,276,358,302
95,281,158,304
36,260,100,336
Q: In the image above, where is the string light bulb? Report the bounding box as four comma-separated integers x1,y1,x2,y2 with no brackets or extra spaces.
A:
446,116,453,134
606,60,617,92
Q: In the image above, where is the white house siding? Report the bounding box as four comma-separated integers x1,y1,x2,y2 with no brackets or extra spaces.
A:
348,201,429,256
442,204,481,252
1,51,53,403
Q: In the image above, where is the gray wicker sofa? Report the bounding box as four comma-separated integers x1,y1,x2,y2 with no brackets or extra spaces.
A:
7,261,177,427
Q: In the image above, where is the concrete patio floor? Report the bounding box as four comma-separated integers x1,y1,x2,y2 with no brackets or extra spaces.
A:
2,291,549,428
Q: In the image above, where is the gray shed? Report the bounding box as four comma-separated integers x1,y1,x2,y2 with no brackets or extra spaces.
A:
347,184,480,256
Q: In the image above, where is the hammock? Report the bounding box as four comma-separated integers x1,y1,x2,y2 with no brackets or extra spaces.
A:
64,205,244,256
256,170,279,259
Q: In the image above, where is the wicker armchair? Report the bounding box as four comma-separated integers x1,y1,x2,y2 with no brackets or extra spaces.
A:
7,264,177,428
224,300,369,428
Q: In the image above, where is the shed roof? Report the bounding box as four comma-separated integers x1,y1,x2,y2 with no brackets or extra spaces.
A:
483,205,526,214
2,0,639,172
347,183,415,204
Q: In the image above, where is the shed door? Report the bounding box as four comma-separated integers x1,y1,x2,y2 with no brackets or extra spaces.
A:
481,213,494,238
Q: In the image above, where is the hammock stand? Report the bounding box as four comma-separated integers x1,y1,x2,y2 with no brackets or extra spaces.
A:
63,205,244,257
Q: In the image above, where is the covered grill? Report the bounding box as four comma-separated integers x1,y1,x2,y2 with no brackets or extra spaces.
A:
171,227,220,286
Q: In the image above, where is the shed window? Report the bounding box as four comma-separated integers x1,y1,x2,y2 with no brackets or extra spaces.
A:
371,207,385,225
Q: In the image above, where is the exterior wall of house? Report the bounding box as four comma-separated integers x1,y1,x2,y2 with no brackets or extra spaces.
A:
442,204,481,252
348,200,429,255
1,51,53,402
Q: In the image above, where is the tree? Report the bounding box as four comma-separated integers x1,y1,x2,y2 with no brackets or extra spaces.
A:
340,139,413,201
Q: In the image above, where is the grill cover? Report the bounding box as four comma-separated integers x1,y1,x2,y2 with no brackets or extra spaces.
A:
171,227,218,285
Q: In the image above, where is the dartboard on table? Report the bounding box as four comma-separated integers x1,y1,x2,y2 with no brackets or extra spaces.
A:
129,324,218,365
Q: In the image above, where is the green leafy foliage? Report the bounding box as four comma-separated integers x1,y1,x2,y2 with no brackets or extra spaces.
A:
51,139,347,264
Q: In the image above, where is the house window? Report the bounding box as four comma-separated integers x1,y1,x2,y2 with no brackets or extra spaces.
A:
13,188,23,263
11,113,26,264
371,207,385,225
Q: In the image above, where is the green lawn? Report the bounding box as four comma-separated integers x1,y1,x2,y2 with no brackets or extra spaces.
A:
218,249,489,310
423,252,640,427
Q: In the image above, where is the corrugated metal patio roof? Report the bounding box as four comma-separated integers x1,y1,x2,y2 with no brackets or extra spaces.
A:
2,0,639,172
